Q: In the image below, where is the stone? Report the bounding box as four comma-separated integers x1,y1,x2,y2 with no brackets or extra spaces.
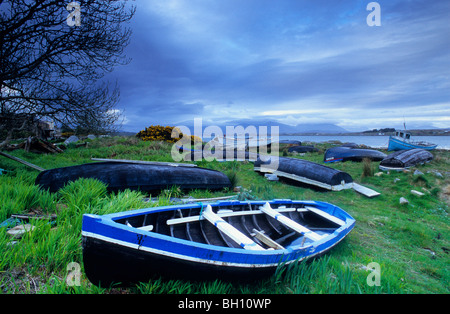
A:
64,135,79,145
399,197,409,205
411,190,425,197
264,174,279,181
7,224,35,238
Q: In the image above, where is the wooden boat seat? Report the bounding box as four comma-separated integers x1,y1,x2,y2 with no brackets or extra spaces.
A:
251,229,285,250
304,206,346,226
260,203,324,242
202,205,265,251
138,225,154,232
166,206,301,226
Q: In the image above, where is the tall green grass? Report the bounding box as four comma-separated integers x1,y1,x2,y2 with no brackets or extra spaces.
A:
0,175,57,221
1,137,449,293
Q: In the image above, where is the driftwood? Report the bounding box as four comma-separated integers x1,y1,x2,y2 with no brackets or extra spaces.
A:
4,137,63,154
0,151,45,171
24,137,64,154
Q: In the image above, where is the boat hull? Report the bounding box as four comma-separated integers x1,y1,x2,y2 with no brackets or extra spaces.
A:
81,200,355,286
82,236,278,285
35,162,231,193
379,148,433,171
288,145,318,153
254,156,353,191
324,147,387,163
388,136,437,151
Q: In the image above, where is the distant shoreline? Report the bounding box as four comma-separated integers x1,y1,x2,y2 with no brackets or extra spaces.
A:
118,128,450,137
281,129,450,137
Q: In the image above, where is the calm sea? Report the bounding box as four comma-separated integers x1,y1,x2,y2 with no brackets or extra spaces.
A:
279,135,450,150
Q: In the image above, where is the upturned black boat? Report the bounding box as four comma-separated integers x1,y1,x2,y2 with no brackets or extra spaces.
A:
324,146,387,163
379,148,433,171
254,156,354,191
185,149,259,162
288,145,318,153
35,161,231,192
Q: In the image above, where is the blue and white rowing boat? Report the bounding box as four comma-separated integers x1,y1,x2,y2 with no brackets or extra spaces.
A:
82,199,355,286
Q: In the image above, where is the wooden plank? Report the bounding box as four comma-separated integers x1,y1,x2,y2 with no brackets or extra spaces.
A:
202,205,264,250
180,195,237,203
304,206,345,226
91,158,197,167
167,207,305,226
260,202,323,242
352,183,380,198
0,151,45,172
251,229,285,250
138,225,154,232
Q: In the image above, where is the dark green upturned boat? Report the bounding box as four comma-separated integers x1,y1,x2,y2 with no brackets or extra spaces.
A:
35,161,231,192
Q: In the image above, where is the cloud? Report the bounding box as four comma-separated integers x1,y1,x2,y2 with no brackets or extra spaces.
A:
107,0,450,132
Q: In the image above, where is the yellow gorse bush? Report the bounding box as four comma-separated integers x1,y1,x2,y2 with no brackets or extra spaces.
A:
136,125,202,145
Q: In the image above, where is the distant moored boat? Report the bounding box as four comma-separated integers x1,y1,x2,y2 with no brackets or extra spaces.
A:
388,130,437,151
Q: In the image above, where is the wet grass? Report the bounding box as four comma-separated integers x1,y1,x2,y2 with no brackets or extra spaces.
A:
0,136,449,294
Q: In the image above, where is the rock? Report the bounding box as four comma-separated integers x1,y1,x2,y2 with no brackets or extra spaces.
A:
64,135,79,145
423,248,436,259
411,190,425,197
264,174,279,181
394,178,401,183
374,172,384,177
427,170,443,178
7,224,35,238
413,169,424,176
87,134,97,140
399,197,409,205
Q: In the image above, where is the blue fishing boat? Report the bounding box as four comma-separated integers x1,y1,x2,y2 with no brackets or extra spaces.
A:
82,199,355,286
388,130,437,151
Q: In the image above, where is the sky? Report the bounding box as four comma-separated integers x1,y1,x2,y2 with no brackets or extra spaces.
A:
104,0,450,132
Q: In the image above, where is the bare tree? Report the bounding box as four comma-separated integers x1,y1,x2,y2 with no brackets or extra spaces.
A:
0,0,135,147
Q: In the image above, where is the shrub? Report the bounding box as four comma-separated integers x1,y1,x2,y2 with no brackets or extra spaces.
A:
136,125,202,145
361,158,374,178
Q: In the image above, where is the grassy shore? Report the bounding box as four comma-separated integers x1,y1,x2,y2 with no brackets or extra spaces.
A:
0,136,448,293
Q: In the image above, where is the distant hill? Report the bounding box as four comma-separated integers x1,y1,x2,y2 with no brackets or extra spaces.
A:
287,123,348,134
174,119,348,135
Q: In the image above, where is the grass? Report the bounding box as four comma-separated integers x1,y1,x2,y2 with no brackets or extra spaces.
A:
0,136,449,294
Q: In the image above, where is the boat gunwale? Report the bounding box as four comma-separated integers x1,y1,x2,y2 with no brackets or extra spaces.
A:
82,200,355,259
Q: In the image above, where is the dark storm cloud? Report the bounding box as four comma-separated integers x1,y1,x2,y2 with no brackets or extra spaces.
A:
107,0,450,131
